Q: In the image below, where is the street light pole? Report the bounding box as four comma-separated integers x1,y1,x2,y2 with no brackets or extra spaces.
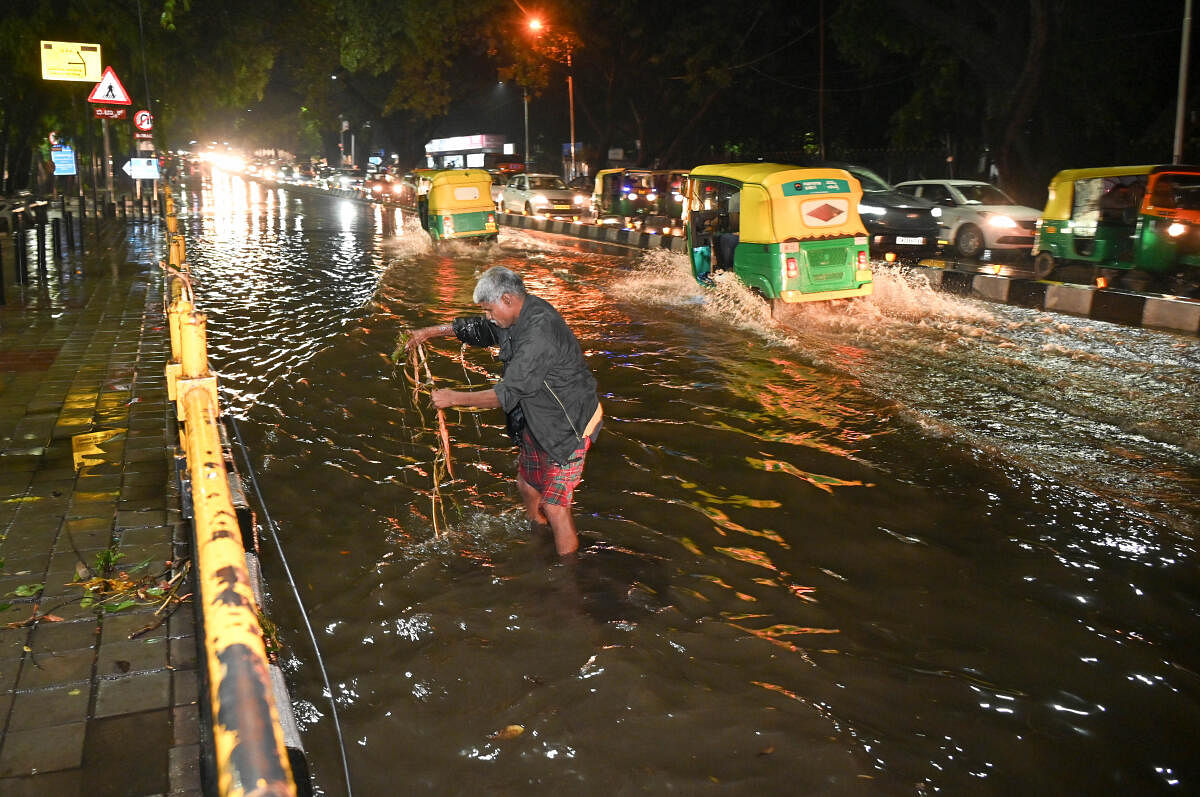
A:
524,86,530,171
1173,0,1193,164
567,46,576,180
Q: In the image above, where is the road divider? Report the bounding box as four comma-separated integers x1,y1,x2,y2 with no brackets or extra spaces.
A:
162,191,308,797
911,261,1199,335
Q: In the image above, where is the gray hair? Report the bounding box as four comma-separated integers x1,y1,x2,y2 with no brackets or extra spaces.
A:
473,266,527,304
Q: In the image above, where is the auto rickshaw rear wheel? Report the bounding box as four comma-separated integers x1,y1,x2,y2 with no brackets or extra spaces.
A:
1032,252,1057,280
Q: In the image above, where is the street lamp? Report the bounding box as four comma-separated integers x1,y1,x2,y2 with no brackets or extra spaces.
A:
527,16,576,180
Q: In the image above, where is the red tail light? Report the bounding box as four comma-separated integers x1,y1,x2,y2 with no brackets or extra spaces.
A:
858,250,868,267
785,257,798,279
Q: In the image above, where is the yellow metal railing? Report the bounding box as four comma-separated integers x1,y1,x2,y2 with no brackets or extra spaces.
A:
163,191,299,797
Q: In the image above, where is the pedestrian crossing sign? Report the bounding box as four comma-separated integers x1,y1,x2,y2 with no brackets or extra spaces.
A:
87,66,131,105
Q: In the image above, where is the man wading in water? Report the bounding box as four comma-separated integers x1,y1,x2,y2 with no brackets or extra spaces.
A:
406,266,603,556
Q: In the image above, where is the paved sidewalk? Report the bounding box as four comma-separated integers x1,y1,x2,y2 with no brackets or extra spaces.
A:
0,219,201,796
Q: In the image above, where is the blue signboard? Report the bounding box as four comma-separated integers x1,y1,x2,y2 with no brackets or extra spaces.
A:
51,145,77,176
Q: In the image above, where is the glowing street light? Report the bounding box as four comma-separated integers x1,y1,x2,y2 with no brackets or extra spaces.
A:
526,15,576,180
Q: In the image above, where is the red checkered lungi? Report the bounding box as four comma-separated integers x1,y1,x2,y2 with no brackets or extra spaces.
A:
517,429,592,507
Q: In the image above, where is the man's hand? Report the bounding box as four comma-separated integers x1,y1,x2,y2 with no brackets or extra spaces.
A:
431,388,455,409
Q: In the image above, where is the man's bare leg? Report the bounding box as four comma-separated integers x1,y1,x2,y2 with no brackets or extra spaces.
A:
542,501,579,556
517,474,548,527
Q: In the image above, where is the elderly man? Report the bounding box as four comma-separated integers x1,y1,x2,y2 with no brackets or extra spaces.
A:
406,266,602,556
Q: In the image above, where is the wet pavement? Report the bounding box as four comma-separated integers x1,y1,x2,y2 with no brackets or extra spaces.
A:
0,215,201,796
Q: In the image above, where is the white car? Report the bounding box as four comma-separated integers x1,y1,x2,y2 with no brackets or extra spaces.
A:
894,179,1040,258
500,173,588,219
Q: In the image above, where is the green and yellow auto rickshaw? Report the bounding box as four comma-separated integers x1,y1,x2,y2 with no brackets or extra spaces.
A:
416,169,498,243
685,163,873,311
1033,164,1200,293
590,168,656,227
651,169,689,234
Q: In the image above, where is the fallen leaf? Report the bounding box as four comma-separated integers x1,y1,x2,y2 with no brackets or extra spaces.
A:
41,614,64,622
490,724,525,740
757,745,776,756
115,660,131,673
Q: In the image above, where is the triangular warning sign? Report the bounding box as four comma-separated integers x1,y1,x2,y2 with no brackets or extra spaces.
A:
87,66,131,105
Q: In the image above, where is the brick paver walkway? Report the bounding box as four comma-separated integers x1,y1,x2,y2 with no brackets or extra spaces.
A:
0,217,201,796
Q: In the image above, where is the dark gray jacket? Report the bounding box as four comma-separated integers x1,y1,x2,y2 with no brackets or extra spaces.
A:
453,294,599,464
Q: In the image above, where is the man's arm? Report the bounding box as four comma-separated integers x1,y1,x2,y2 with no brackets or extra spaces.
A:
405,323,455,352
432,388,501,410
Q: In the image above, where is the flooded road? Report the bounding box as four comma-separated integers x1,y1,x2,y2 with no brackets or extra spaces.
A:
180,172,1199,795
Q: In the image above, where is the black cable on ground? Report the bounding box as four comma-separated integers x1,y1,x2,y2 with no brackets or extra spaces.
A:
225,415,355,797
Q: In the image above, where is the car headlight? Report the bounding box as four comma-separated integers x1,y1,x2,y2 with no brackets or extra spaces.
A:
574,194,587,205
986,214,1017,228
531,193,548,205
931,207,942,218
646,192,658,202
858,204,887,216
1167,222,1186,237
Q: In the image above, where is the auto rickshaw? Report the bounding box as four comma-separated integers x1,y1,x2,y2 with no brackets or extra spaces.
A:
685,163,873,312
590,168,656,226
416,169,498,243
1032,164,1200,293
650,169,689,234
591,168,689,234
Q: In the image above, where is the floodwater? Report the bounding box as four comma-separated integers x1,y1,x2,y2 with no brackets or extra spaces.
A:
179,172,1199,795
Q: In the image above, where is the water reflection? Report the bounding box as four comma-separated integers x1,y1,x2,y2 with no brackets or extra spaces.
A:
178,179,1200,794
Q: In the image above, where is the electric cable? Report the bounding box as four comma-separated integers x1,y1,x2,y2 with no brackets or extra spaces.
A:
225,414,355,797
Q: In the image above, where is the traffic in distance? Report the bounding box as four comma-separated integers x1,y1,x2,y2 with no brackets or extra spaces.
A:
181,151,1200,299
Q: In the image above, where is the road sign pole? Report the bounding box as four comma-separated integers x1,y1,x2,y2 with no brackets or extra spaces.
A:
102,118,113,201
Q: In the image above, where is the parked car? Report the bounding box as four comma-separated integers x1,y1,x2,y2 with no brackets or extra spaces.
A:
500,173,588,219
894,179,1040,258
825,164,940,261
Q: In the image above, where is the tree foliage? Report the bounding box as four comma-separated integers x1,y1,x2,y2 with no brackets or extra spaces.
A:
2,0,1192,194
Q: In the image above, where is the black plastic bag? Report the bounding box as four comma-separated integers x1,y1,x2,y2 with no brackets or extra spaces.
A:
505,403,526,445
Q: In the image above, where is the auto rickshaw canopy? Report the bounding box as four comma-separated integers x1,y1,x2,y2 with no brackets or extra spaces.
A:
425,169,494,213
1041,165,1158,220
688,163,867,243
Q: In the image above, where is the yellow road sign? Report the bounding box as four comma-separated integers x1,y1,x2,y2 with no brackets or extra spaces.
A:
40,41,102,82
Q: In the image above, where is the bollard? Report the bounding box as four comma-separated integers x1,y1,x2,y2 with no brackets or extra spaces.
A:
65,211,76,248
167,298,194,364
169,234,185,268
52,218,63,259
13,209,26,284
36,222,46,273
